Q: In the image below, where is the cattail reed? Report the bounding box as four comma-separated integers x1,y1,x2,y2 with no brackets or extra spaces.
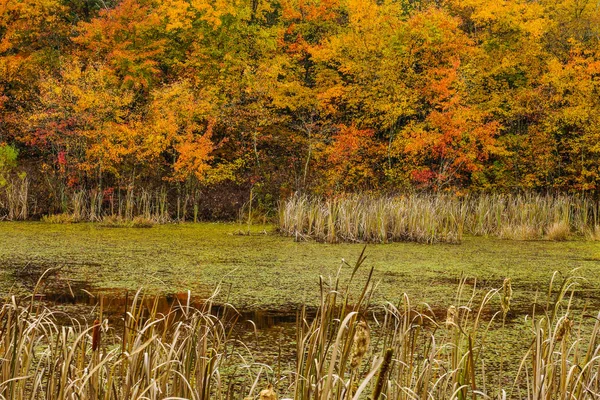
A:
446,305,457,329
555,316,573,342
371,348,393,400
91,319,101,351
501,277,512,317
259,384,277,400
351,320,370,370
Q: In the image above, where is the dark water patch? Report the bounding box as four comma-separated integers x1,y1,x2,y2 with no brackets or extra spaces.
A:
37,284,306,331
32,284,303,367
35,281,547,330
18,282,592,380
4,258,100,294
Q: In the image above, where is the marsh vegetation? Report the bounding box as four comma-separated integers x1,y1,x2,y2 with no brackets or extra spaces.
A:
1,214,599,399
279,193,600,244
0,252,598,399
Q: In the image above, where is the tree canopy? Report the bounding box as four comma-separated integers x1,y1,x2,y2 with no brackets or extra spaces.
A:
2,0,600,198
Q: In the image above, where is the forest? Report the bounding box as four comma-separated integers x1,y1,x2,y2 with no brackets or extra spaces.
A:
1,0,600,219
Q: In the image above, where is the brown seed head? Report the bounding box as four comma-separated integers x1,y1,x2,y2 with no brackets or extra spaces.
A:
445,305,457,329
350,320,370,370
556,316,573,342
259,384,277,400
501,278,513,316
92,319,101,351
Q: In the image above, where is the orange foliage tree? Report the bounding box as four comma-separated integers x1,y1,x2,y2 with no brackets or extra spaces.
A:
3,0,600,216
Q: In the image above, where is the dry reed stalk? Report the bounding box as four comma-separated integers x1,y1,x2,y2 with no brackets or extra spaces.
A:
501,278,512,317
446,305,457,329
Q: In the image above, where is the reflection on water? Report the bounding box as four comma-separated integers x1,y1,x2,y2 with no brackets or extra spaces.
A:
38,284,303,367
41,285,302,327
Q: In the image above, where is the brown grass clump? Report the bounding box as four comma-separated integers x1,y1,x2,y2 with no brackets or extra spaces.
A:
130,215,155,228
41,213,80,224
98,215,121,226
99,215,154,228
259,384,278,400
585,225,600,240
546,221,570,241
499,223,540,240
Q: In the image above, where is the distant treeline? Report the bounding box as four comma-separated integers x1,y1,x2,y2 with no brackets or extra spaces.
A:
1,0,600,218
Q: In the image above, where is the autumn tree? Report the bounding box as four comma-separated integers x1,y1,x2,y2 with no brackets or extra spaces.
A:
4,0,600,217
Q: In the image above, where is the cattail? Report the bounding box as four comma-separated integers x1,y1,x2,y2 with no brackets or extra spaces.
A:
259,383,277,400
445,305,457,329
555,316,573,342
371,348,393,400
350,320,370,370
501,278,513,317
92,319,101,352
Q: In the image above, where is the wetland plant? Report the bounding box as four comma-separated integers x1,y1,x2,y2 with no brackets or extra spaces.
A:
279,193,600,244
278,193,464,244
0,256,598,399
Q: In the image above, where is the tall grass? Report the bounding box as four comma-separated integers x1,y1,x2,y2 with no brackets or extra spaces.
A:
1,176,29,220
268,254,599,399
1,255,598,399
33,187,175,224
279,194,465,244
0,285,255,399
279,193,600,243
4,186,600,235
2,184,236,223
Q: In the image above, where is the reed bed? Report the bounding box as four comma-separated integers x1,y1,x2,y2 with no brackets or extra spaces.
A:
1,254,599,399
276,250,600,399
0,286,258,400
0,176,29,221
6,187,190,223
279,193,600,243
55,188,172,223
279,194,465,244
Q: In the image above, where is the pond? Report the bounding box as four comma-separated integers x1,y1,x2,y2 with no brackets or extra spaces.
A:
1,222,599,310
1,221,599,395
